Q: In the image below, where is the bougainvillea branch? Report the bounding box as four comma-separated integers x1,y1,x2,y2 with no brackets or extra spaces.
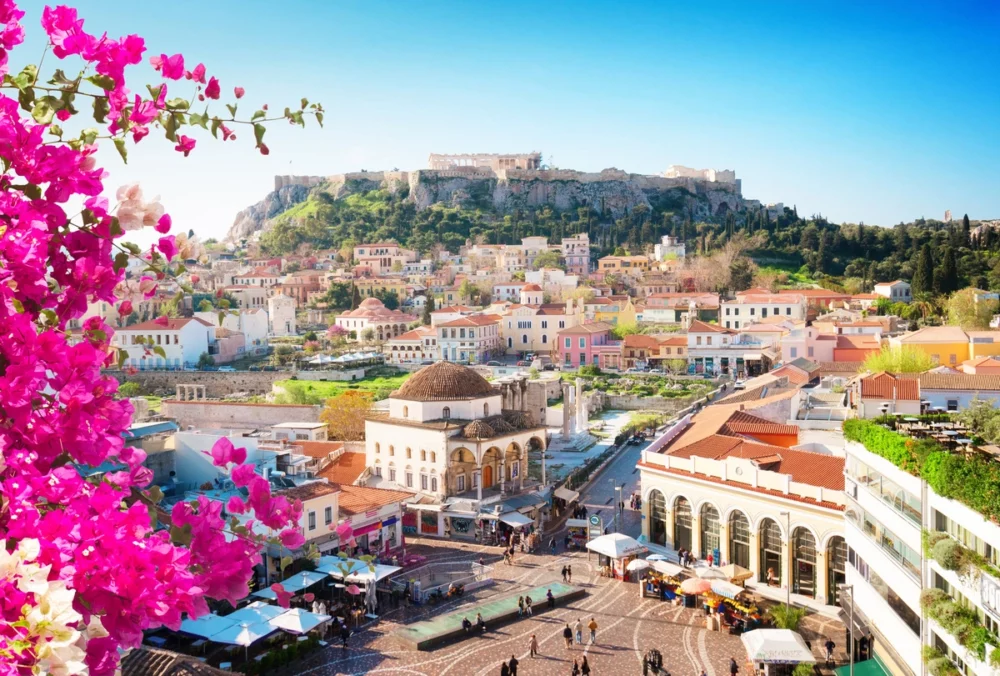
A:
0,3,320,674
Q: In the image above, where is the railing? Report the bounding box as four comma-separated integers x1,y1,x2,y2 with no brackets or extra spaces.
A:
845,505,920,581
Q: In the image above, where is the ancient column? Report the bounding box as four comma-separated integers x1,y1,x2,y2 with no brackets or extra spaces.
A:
575,378,586,430
561,382,572,437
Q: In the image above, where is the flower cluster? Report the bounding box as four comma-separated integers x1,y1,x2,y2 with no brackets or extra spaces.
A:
0,3,319,674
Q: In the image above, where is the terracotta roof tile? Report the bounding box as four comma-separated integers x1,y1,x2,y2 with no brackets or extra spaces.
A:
337,484,414,516
121,317,214,331
688,319,733,334
278,481,340,502
860,372,920,400
719,410,800,438
316,451,368,484
916,373,1000,391
293,440,345,459
558,322,613,335
393,361,496,401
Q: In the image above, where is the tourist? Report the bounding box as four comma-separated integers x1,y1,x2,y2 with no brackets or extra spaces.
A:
571,658,580,676
825,639,836,665
476,612,486,633
574,617,583,644
340,622,350,650
707,551,714,567
588,617,598,644
563,623,573,648
581,656,591,676
567,565,572,583
501,661,510,676
503,550,511,566
678,548,687,567
462,617,473,633
525,595,533,616
561,565,568,582
550,538,557,554
528,633,539,658
518,596,525,617
508,654,519,676
547,588,555,609
730,656,740,676
766,568,776,587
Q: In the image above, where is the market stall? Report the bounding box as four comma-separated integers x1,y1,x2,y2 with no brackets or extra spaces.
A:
640,560,687,601
585,533,647,579
565,518,589,551
742,629,815,676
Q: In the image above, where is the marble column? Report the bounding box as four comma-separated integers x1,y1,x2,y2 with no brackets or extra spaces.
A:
561,382,572,437
476,468,482,502
575,378,587,430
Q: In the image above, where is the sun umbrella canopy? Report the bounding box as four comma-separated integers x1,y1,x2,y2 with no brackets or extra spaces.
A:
650,560,685,577
179,613,237,640
719,563,753,582
585,533,647,559
499,512,533,528
742,629,816,664
210,621,275,646
695,566,728,580
646,554,668,562
227,602,285,625
346,584,362,595
710,580,747,599
680,578,712,595
268,608,331,635
626,559,651,572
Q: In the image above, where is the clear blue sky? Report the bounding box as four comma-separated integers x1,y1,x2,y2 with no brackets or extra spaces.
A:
19,1,1000,240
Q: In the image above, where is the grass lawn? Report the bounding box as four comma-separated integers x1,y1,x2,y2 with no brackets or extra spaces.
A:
142,396,162,413
274,373,411,404
756,264,819,287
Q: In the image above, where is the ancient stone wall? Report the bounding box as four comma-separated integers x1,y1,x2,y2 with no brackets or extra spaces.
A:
161,400,321,430
107,369,284,397
274,175,325,191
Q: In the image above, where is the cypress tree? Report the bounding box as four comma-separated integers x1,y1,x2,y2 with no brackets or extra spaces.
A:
911,243,935,295
351,283,361,310
963,214,971,247
422,294,435,325
933,246,958,294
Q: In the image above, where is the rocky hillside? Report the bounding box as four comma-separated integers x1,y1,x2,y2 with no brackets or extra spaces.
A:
227,183,313,243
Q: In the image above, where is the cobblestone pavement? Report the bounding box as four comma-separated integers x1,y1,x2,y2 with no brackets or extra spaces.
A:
294,538,752,676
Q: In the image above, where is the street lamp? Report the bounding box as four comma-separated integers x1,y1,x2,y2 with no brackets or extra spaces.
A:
779,510,791,609
839,583,854,676
610,479,623,532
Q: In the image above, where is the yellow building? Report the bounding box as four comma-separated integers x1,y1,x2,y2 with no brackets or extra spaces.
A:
889,326,971,367
353,277,410,300
586,295,636,326
966,331,1000,359
597,255,650,274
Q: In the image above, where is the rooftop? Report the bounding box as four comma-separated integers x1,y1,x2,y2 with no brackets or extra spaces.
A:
337,484,415,516
558,321,613,335
121,317,214,331
316,451,368,485
278,481,340,502
392,361,497,402
859,372,920,400
917,372,1000,391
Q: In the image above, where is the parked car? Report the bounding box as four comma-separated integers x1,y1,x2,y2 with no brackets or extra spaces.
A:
486,360,502,367
542,364,557,371
261,365,278,371
218,366,236,372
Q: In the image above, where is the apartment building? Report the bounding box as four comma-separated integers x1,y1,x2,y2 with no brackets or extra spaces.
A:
720,293,807,330
561,233,591,275
500,298,585,356
115,317,215,369
437,315,502,364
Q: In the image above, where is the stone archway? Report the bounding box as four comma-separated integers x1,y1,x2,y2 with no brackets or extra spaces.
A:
449,447,476,494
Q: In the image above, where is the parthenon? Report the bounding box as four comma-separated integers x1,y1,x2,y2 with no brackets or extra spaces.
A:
427,152,542,171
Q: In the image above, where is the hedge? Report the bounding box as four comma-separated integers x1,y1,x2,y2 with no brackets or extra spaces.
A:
846,419,1000,523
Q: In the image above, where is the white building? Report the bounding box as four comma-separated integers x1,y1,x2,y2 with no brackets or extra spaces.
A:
721,293,807,330
268,293,297,336
524,268,580,299
653,235,686,261
115,317,214,369
437,315,502,364
873,280,912,303
493,282,527,302
561,233,590,275
194,308,269,356
384,326,437,365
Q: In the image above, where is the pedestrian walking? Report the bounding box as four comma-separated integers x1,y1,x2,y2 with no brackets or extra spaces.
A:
339,622,350,650
825,639,836,665
509,654,519,676
561,565,568,582
567,564,572,583
525,595,533,616
581,656,590,676
550,538,556,554
528,633,539,658
571,659,580,676
547,588,555,609
588,617,598,644
700,670,707,676
707,551,714,567
574,617,583,644
517,596,524,618
730,656,740,676
563,623,573,649
500,661,510,676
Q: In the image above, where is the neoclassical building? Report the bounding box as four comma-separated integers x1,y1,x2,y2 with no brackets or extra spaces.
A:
334,297,417,342
639,415,847,606
365,361,548,538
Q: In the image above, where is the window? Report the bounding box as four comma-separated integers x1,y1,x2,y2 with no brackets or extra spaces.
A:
420,474,428,490
389,468,396,482
726,321,731,329
457,474,466,492
565,353,571,365
558,320,565,328
949,354,957,365
421,450,427,461
706,337,712,346
565,338,571,348
541,321,548,329
442,407,451,419
750,308,756,316
472,472,479,488
484,403,489,416
579,338,586,348
405,472,413,488
403,406,408,418
808,347,814,357
431,477,438,492
308,511,316,531
375,443,380,454
373,465,382,477
406,447,412,459
931,354,940,364
947,399,959,411
790,347,798,358
786,307,792,315
431,451,437,462
542,335,548,344
389,445,394,456
725,308,730,316
522,335,528,344
324,506,333,525
696,336,702,345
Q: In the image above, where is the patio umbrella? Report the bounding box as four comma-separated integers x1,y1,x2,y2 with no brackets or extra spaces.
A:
679,578,712,595
346,584,362,595
626,559,650,572
646,554,668,562
695,566,728,580
365,577,378,613
719,563,753,583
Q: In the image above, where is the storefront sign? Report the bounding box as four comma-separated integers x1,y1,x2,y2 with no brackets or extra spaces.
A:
588,514,603,540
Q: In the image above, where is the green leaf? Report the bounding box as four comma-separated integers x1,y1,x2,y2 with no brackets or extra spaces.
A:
170,523,193,547
210,117,222,139
251,109,266,122
12,183,41,200
123,242,141,255
253,123,266,146
41,309,58,326
92,95,110,123
79,128,98,145
147,485,164,504
153,345,167,358
113,251,130,273
280,556,293,570
12,64,37,91
86,74,116,91
117,348,128,368
189,111,209,130
226,103,237,118
165,97,190,112
48,124,63,137
300,97,308,109
315,111,323,128
113,137,127,163
163,113,178,142
17,86,35,112
48,68,80,88
31,96,59,125
11,299,23,313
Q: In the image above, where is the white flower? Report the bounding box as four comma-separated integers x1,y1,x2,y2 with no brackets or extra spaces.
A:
116,183,143,203
117,201,144,231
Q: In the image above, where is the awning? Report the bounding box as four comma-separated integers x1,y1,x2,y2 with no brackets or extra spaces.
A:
251,571,327,598
710,580,746,599
210,621,276,646
269,608,332,635
226,602,285,625
834,656,890,676
553,487,580,503
650,560,685,577
566,518,589,529
744,353,762,361
741,629,815,664
179,614,236,640
585,533,647,559
499,512,534,528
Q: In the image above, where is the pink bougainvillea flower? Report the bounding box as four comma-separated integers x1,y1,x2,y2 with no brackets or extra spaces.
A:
303,593,315,602
226,495,247,514
155,213,171,233
258,143,269,156
205,437,247,467
118,300,133,316
234,86,245,99
204,76,220,100
231,463,257,488
186,62,206,83
174,135,196,156
157,235,177,261
154,52,184,79
270,583,293,608
190,274,200,284
56,108,71,121
279,528,305,549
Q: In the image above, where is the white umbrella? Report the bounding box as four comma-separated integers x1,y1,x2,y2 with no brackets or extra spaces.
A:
646,554,668,562
268,608,331,635
626,559,650,572
585,533,647,559
210,621,275,646
695,566,728,580
741,629,815,664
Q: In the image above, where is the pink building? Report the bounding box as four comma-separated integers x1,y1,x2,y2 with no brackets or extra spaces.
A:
780,325,835,364
557,321,619,369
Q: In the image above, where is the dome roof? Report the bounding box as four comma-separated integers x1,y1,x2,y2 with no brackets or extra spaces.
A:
486,417,515,434
522,284,542,292
502,410,535,429
394,361,497,402
463,420,495,439
359,297,384,309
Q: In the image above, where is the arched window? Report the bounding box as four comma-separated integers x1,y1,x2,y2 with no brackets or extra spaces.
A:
542,335,548,344
522,335,528,344
759,518,783,585
403,406,408,418
375,443,380,454
728,511,751,569
792,528,817,598
421,450,427,461
406,447,412,459
389,445,395,456
700,504,721,559
827,536,847,604
648,490,667,546
507,337,513,348
673,497,692,551
442,407,451,419
431,477,438,492
431,451,437,462
484,403,489,416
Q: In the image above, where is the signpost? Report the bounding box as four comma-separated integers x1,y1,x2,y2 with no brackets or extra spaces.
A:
587,514,603,560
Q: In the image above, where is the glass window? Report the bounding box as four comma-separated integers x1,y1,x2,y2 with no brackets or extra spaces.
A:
442,407,450,419
421,474,428,490
579,338,586,348
308,511,316,531
406,472,413,488
389,468,396,482
431,477,438,492
324,506,333,525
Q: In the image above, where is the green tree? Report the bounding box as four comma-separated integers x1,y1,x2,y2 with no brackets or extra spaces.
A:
273,344,296,366
322,282,353,310
373,288,400,310
197,299,214,312
197,352,215,369
422,294,435,326
533,250,563,270
862,346,934,373
933,246,959,294
116,381,141,399
728,257,756,292
947,287,998,330
361,327,376,343
351,284,361,310
912,243,935,295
